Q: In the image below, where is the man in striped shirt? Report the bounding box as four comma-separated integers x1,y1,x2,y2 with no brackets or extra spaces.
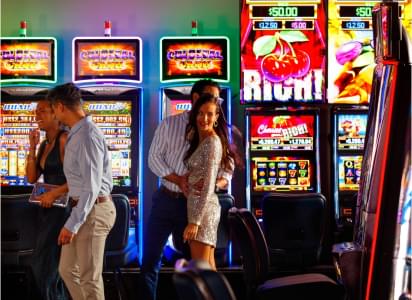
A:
140,79,233,300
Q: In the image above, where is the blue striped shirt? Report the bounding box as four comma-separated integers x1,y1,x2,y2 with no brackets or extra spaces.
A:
148,111,232,192
63,116,113,233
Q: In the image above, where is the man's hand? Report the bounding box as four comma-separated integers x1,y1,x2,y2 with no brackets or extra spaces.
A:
37,191,57,208
216,177,228,190
58,227,75,245
176,173,190,197
183,223,199,242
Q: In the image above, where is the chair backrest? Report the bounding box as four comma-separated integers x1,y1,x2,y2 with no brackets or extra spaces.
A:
105,194,130,252
215,193,234,266
1,194,39,265
228,207,270,289
262,193,326,268
173,259,236,300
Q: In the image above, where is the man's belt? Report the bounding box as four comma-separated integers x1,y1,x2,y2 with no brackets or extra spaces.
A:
69,195,112,208
159,185,185,199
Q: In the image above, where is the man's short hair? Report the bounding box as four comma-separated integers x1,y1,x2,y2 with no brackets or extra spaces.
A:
46,82,82,110
190,79,220,100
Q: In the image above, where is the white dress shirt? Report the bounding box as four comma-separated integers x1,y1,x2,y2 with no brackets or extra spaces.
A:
148,111,232,192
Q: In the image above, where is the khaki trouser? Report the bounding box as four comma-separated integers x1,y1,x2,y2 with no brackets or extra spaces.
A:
59,201,116,300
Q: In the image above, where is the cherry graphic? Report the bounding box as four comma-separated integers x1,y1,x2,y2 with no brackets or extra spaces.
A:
286,49,311,78
258,32,310,82
261,54,291,83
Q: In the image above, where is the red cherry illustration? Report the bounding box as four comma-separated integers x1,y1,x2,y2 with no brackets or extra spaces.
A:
261,53,291,83
287,50,311,78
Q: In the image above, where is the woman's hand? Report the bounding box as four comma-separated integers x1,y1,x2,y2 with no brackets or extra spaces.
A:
183,223,199,242
37,191,57,208
29,129,40,149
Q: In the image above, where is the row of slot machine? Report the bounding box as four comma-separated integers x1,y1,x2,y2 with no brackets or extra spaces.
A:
240,0,411,234
0,31,232,260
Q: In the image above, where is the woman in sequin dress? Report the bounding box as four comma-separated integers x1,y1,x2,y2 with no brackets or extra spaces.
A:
182,93,236,270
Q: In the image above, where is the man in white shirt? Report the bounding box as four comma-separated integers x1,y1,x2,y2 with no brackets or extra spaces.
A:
140,79,232,300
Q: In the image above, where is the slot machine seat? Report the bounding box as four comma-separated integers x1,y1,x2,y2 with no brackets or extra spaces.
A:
1,194,39,299
173,259,236,300
1,194,39,266
228,208,343,300
261,193,326,270
104,194,138,300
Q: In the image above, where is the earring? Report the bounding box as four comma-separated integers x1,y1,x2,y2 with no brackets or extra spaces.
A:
214,120,218,127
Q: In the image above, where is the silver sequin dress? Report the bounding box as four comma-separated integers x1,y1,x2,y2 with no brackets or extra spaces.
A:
187,135,222,247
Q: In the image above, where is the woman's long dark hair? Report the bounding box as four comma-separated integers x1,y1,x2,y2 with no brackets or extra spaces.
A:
184,93,239,172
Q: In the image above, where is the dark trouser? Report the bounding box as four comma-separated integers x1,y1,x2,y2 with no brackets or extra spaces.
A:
139,187,189,300
31,206,71,300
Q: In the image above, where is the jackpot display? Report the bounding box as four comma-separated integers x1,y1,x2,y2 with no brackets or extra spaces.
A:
166,99,192,116
82,100,133,187
327,0,411,104
160,36,229,83
337,113,367,150
250,115,315,151
0,38,57,83
72,37,142,84
241,0,326,103
0,101,40,186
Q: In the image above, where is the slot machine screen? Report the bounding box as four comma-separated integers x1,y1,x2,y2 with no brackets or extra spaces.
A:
0,38,56,83
240,0,326,103
167,99,192,116
338,155,363,191
337,113,367,150
251,156,314,192
160,36,229,83
73,37,142,84
250,114,315,151
0,101,44,186
82,100,134,187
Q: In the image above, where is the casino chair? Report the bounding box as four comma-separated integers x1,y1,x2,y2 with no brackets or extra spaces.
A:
103,194,138,300
261,193,327,270
1,194,40,298
228,207,343,300
173,259,236,300
215,192,234,266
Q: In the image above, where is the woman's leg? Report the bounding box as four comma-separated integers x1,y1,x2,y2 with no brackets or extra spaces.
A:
209,247,216,271
189,240,212,265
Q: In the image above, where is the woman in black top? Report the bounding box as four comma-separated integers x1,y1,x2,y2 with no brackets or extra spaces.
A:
26,99,70,300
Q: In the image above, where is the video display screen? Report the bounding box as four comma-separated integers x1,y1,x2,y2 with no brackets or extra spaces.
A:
82,100,133,187
251,156,314,192
73,37,142,83
166,99,192,117
0,38,56,83
0,101,43,186
240,0,326,103
160,36,229,83
338,155,363,191
250,114,315,151
337,113,368,150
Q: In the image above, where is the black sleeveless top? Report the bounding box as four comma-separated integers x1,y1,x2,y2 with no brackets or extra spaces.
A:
36,130,67,185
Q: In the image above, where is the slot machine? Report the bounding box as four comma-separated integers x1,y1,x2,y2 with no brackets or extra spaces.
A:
240,0,326,218
157,35,233,265
328,0,411,236
332,3,412,299
72,35,143,261
1,35,57,194
332,107,368,235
